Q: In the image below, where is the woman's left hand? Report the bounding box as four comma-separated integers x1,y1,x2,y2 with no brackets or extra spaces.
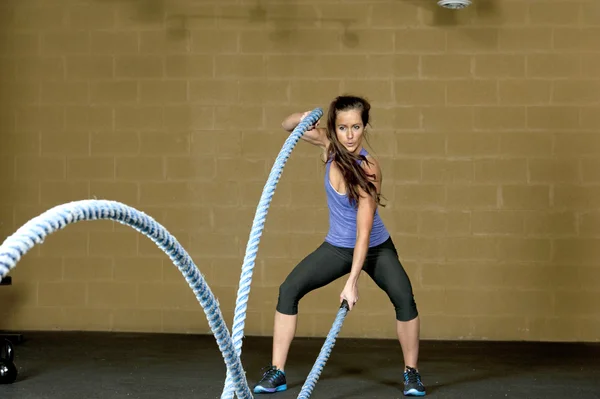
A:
300,111,320,131
340,282,359,310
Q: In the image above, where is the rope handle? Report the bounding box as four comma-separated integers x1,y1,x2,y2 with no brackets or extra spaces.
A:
340,299,350,311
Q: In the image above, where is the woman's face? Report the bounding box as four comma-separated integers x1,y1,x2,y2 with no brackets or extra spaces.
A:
334,109,364,154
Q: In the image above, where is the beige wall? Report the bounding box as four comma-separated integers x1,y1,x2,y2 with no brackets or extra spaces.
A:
0,0,599,342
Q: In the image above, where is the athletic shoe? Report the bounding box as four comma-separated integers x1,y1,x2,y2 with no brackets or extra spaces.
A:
403,366,426,396
253,365,287,394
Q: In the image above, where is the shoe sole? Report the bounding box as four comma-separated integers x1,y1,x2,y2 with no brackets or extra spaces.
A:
403,388,426,396
253,384,287,394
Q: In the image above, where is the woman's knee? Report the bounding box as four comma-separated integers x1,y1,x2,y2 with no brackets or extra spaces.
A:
276,279,302,315
385,276,418,321
393,292,419,322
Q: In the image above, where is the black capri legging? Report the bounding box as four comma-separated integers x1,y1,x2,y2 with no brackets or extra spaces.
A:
276,236,418,322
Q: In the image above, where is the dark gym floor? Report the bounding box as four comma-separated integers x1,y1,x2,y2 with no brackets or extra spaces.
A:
1,331,599,398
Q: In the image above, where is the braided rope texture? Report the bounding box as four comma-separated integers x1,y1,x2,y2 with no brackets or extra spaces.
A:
0,107,350,398
222,108,324,398
297,300,350,399
0,199,253,398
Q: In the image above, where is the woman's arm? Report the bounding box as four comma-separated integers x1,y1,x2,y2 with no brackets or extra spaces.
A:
348,199,375,285
341,158,381,309
281,112,305,132
281,111,329,149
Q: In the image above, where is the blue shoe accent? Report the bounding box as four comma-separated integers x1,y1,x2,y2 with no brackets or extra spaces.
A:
253,365,287,394
403,367,426,396
253,383,287,394
404,387,426,396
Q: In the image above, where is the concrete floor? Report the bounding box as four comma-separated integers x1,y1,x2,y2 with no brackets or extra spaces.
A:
1,331,599,398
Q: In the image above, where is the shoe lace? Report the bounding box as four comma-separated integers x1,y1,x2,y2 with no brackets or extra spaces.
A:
404,367,422,386
261,365,282,383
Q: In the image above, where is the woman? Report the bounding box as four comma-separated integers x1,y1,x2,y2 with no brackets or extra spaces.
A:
253,95,426,397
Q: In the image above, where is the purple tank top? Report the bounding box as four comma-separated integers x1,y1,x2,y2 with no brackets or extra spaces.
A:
324,147,390,248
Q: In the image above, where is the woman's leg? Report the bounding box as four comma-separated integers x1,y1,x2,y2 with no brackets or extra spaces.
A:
271,312,296,371
253,242,353,394
396,316,420,370
363,238,425,396
273,242,353,370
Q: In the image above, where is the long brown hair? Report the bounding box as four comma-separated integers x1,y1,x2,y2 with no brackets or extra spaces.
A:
325,95,384,208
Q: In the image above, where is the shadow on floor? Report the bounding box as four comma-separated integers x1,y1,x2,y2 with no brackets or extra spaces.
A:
1,332,599,399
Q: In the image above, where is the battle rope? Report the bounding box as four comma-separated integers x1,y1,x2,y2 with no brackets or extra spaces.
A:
297,299,349,399
0,107,351,397
0,200,253,398
222,108,325,398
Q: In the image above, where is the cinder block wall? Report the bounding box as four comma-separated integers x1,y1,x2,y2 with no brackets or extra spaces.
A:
0,0,599,342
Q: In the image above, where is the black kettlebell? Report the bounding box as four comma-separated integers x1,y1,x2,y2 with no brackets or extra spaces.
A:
0,339,17,384
0,359,17,384
0,339,14,363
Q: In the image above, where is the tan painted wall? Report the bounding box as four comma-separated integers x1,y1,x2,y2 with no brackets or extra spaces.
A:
0,0,599,342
